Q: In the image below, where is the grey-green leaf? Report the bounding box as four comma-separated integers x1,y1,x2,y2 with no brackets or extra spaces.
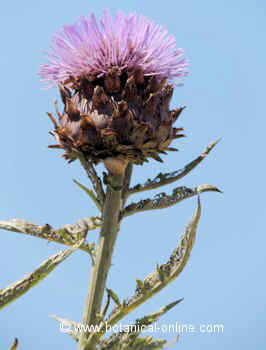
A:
123,184,220,217
73,179,101,211
0,217,100,255
106,288,121,306
0,242,81,310
129,140,220,195
99,198,201,338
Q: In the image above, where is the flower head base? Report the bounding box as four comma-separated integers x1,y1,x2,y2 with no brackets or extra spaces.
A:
42,11,188,165
40,11,188,85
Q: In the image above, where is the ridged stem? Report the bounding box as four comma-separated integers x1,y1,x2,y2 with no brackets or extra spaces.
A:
78,170,126,350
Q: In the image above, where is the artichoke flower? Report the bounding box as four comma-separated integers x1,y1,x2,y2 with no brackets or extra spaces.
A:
40,11,188,165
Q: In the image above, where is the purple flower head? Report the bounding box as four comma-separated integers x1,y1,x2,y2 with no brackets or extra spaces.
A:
40,11,188,86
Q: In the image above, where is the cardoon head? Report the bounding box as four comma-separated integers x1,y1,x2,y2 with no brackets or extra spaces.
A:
40,11,188,165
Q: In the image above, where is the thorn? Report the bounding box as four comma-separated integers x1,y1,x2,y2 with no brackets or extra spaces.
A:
46,112,58,128
150,153,164,162
58,83,71,104
171,106,186,121
48,144,63,149
167,147,179,152
174,134,186,139
166,298,184,310
202,138,222,157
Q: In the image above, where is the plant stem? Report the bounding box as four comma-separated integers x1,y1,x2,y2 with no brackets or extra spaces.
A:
78,171,125,350
122,163,133,206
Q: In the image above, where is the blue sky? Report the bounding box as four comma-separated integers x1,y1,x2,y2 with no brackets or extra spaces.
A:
0,0,265,349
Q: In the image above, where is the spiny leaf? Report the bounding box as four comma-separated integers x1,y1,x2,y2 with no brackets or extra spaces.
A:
0,241,82,310
0,217,101,255
79,156,105,206
90,198,202,341
129,139,220,195
135,298,183,328
123,184,221,217
73,179,101,211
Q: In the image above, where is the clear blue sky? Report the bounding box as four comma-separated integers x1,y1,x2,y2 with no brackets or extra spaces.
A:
0,1,265,349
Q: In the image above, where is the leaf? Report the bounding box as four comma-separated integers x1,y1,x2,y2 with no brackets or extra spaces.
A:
73,179,101,211
0,241,82,310
94,198,202,340
78,156,105,206
135,299,183,329
0,217,101,255
106,288,121,306
123,184,221,217
129,140,220,195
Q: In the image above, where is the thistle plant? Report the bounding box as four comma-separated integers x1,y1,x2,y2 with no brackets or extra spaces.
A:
1,10,221,350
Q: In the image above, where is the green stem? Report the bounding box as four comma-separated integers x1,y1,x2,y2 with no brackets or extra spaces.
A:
78,171,125,350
